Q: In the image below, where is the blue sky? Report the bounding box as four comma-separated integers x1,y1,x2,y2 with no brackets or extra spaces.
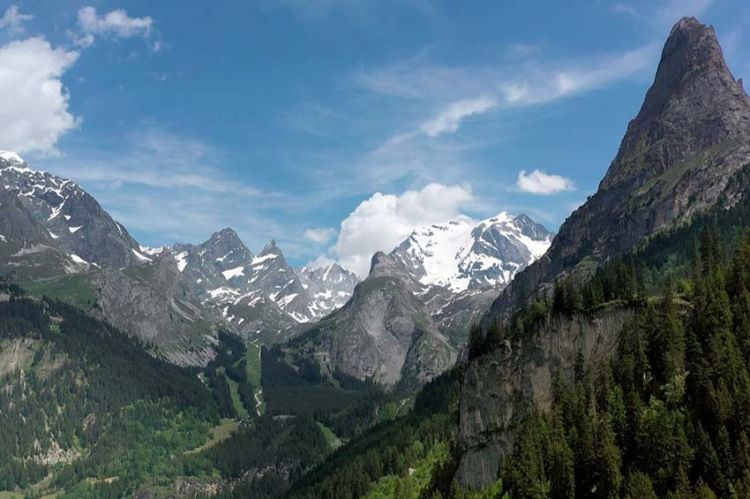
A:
2,0,750,275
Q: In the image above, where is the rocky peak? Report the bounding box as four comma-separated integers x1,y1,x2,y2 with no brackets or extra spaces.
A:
511,214,553,240
260,239,281,256
205,227,246,252
600,17,750,191
369,251,406,279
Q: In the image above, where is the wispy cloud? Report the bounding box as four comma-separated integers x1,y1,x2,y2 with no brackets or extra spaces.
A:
356,44,657,107
74,6,159,50
53,127,267,197
0,5,32,34
78,7,153,39
304,227,336,244
613,0,714,25
421,97,496,137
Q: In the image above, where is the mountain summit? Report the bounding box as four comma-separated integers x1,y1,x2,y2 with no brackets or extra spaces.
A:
483,17,750,326
457,17,750,490
601,17,750,190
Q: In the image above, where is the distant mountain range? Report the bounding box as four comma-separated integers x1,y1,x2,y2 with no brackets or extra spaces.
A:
0,149,551,385
172,230,359,342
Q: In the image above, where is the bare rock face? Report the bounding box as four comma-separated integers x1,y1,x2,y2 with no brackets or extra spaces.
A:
601,17,750,190
457,17,750,490
455,309,632,488
288,252,457,389
90,250,216,366
483,17,750,327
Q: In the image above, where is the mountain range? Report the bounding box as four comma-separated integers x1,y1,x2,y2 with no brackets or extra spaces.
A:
0,148,551,383
3,14,750,499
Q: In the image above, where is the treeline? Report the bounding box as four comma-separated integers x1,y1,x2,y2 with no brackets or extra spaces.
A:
187,415,330,499
261,346,383,432
285,368,463,499
0,296,219,491
502,228,750,498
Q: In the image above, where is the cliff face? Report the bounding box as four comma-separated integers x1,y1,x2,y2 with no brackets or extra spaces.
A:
286,253,457,390
483,18,750,328
456,308,632,488
458,17,750,490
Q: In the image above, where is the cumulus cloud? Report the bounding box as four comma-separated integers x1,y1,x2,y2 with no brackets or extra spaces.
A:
332,183,473,276
421,96,496,137
0,5,32,33
516,169,575,195
0,37,79,154
78,6,153,39
304,227,336,244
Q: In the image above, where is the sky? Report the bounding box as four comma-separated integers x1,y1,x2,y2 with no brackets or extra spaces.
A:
2,0,750,276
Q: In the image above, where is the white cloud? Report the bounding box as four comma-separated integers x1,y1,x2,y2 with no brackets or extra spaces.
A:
516,169,575,195
304,227,336,244
0,5,32,33
0,37,79,154
332,183,473,276
613,0,714,25
357,44,656,108
421,96,496,137
78,6,153,39
499,45,657,106
53,127,266,197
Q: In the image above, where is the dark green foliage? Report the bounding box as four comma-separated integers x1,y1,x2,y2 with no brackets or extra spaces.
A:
186,415,329,498
0,296,218,492
261,345,378,419
503,227,750,498
285,368,463,499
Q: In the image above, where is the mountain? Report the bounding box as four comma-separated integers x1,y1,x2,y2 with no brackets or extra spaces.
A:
389,212,552,292
0,153,217,365
298,262,361,315
482,17,750,328
286,252,457,390
0,151,147,279
456,17,750,490
280,213,551,389
173,231,359,342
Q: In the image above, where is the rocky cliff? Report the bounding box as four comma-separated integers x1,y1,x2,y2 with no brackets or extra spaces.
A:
483,17,750,327
286,251,457,390
456,307,631,488
458,17,750,490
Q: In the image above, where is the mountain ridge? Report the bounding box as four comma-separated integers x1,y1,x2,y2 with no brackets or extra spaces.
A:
481,16,750,328
457,16,750,490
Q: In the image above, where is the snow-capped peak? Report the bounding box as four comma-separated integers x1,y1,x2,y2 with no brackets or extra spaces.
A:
388,212,553,293
0,150,24,165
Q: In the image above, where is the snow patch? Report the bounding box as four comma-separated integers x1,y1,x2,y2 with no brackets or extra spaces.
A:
0,151,25,164
251,253,278,265
70,254,88,265
131,248,153,263
222,266,245,280
174,251,188,272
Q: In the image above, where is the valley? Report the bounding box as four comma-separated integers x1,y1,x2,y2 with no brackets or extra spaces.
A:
1,7,750,499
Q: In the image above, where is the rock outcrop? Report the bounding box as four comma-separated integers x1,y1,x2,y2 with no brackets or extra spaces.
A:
458,17,750,490
483,17,750,328
456,308,631,488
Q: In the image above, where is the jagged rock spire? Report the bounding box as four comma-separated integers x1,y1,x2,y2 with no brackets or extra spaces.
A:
600,17,750,190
